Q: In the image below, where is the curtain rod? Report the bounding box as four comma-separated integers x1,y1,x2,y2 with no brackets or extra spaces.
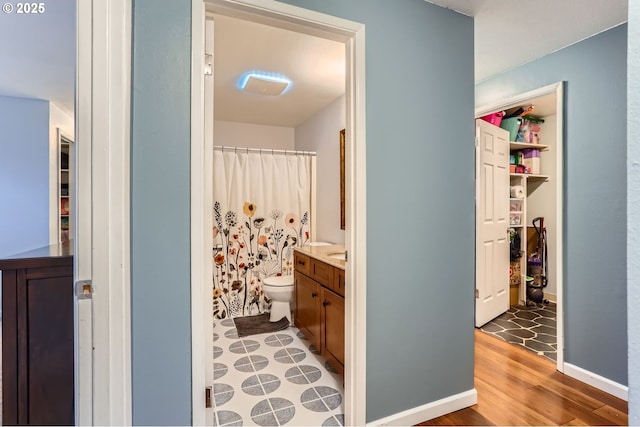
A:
214,145,316,157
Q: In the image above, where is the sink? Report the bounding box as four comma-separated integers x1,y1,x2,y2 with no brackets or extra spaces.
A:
327,252,346,261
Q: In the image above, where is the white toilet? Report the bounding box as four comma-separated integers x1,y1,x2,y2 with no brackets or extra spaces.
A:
263,275,294,323
263,242,333,323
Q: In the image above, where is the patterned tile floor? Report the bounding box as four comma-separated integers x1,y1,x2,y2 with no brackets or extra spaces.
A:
480,302,557,361
213,317,345,426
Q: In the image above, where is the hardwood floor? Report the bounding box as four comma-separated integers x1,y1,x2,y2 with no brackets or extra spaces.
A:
418,330,628,426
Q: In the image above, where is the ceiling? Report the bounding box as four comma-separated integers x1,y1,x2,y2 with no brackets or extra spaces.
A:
426,0,628,82
0,0,628,127
213,14,345,128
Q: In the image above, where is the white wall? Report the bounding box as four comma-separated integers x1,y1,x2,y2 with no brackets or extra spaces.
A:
0,95,50,257
295,95,345,245
214,120,294,150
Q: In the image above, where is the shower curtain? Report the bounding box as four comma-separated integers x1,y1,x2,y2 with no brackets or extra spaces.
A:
212,148,312,319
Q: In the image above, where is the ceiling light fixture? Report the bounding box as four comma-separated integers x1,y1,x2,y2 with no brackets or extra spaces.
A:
238,72,292,96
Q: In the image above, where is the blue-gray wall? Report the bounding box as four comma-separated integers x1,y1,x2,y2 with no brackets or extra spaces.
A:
278,0,475,421
0,96,50,257
130,0,474,423
130,0,192,424
628,1,639,423
477,25,628,386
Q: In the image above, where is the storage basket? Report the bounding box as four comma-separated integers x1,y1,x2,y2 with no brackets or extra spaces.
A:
480,111,504,127
500,117,521,142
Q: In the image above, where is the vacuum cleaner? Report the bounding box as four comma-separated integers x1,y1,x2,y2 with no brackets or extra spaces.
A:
527,217,549,305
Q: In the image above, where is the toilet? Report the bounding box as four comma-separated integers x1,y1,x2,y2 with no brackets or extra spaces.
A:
263,242,333,323
262,275,294,323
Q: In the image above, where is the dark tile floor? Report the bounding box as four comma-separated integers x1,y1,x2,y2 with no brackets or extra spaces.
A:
480,302,557,361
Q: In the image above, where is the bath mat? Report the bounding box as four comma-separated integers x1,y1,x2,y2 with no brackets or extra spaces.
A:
233,313,289,338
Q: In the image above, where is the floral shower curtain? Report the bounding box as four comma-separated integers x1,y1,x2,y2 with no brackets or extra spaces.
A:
212,148,312,319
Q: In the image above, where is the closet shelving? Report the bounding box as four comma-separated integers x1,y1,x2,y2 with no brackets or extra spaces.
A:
58,133,73,242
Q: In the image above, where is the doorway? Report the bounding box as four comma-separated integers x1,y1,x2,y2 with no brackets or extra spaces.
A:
191,1,367,425
475,82,565,371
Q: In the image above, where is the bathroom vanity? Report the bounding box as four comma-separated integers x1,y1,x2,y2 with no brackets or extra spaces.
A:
293,245,345,376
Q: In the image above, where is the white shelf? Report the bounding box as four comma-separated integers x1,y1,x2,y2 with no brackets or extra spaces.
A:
509,224,524,228
510,141,549,151
510,173,549,181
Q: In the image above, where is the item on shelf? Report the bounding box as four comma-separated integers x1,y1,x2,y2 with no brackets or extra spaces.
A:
510,185,525,199
517,117,544,144
480,111,505,127
522,149,541,174
61,183,69,196
515,164,526,174
60,198,69,215
510,165,517,173
61,152,69,170
510,199,523,212
500,117,522,141
510,212,522,226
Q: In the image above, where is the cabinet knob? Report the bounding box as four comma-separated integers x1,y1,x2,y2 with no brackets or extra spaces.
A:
322,300,329,307
311,292,318,298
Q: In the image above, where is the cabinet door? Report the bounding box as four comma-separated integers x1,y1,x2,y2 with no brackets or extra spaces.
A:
321,288,345,375
294,272,321,350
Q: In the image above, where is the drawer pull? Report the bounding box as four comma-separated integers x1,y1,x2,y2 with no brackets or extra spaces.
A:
311,292,318,298
322,300,329,307
297,260,306,266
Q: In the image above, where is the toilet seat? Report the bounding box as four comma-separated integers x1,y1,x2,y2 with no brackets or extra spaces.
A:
263,275,293,287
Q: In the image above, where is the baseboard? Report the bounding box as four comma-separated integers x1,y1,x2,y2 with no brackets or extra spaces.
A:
366,389,477,426
563,362,628,401
544,292,557,303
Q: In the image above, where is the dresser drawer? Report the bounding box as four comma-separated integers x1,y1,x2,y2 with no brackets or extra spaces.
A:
294,252,311,276
312,258,334,290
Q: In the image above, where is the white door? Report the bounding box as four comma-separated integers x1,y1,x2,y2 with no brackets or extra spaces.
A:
475,119,510,327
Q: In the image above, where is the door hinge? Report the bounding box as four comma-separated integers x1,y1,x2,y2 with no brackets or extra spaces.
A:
205,386,212,408
204,54,213,76
345,250,348,262
76,280,93,299
475,288,479,299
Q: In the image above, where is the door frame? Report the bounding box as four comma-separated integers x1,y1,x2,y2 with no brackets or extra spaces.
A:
191,1,367,425
76,0,133,424
475,81,565,372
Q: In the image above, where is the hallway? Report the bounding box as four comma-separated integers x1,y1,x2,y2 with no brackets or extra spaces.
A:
419,330,628,426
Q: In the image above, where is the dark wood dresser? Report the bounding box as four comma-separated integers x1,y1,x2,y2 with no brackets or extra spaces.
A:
1,241,74,425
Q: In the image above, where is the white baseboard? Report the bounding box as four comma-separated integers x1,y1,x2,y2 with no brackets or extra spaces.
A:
367,389,477,426
564,362,628,401
545,292,557,303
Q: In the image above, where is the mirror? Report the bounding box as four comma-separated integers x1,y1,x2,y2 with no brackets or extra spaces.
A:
340,129,345,230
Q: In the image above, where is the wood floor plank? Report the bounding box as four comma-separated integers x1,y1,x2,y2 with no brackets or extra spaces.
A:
593,405,629,425
418,331,628,426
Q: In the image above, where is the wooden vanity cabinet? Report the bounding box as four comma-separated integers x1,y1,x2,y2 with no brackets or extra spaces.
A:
294,271,321,350
321,287,345,375
294,251,345,375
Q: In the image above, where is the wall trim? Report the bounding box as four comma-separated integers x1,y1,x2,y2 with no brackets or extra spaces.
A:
564,362,629,401
366,389,478,426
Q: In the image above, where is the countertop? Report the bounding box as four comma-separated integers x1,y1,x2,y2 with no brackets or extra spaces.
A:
294,244,345,270
0,240,73,270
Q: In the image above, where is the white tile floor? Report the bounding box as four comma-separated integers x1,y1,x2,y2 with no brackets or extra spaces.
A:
213,317,344,426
